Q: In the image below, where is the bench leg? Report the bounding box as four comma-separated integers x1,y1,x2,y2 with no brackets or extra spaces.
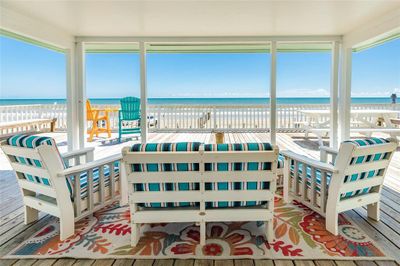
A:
24,206,39,224
131,223,140,247
200,221,206,246
325,212,339,236
59,213,75,241
265,220,274,243
367,202,380,221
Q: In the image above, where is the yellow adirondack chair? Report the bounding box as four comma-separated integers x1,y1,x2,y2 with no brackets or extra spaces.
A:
86,100,111,141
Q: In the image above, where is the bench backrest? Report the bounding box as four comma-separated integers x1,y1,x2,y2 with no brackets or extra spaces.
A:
1,135,70,203
330,137,397,201
123,142,278,209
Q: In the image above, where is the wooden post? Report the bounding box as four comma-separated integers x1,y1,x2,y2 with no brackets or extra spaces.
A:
75,41,86,149
66,46,79,151
330,41,340,149
139,42,148,143
270,41,277,145
339,46,352,143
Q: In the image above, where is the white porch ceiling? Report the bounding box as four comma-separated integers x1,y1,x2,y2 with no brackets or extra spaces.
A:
1,1,400,37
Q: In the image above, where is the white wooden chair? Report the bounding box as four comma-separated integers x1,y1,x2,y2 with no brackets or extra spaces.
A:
1,134,128,240
122,142,279,246
281,137,398,235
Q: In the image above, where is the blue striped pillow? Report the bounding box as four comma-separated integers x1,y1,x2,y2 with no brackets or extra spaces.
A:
203,143,274,208
130,142,202,208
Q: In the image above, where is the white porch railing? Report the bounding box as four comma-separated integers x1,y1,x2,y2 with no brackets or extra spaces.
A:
1,103,399,132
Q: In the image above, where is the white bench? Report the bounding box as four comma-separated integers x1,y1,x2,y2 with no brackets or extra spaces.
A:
306,127,400,145
122,142,279,246
0,118,57,138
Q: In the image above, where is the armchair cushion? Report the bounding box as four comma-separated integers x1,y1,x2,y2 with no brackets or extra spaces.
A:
342,138,390,199
68,162,120,199
289,163,332,193
7,134,65,186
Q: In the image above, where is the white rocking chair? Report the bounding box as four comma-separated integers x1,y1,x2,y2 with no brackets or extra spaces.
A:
281,137,397,235
1,134,128,240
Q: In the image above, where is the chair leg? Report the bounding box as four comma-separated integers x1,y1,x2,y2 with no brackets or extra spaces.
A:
131,223,140,247
325,211,339,235
24,206,39,224
265,220,274,243
200,221,206,246
367,202,380,221
59,213,75,241
106,117,111,138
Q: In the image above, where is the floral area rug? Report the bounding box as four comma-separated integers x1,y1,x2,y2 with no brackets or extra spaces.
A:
5,197,387,259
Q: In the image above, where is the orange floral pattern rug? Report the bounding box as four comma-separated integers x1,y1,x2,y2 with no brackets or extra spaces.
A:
4,197,387,259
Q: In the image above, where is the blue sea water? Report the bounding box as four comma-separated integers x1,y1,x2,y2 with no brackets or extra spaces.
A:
0,97,395,106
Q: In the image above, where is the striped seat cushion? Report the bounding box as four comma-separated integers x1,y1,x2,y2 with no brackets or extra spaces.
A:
203,143,274,208
289,163,331,193
7,134,119,200
7,134,64,187
341,137,390,199
278,154,285,169
130,142,202,208
71,162,120,199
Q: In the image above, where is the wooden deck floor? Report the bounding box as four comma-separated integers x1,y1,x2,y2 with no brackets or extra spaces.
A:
1,132,399,265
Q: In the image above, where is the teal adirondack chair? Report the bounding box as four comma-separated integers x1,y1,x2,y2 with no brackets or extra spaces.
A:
119,97,141,142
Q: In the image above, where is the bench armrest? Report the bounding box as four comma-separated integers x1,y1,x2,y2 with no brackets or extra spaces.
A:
62,147,95,166
280,150,338,173
319,145,338,163
58,153,122,177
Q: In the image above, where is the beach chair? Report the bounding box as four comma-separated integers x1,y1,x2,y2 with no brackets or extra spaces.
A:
1,134,127,240
281,137,398,235
86,100,112,142
118,97,141,142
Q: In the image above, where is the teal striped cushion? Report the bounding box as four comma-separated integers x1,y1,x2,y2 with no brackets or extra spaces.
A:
289,163,331,193
341,138,390,199
75,162,120,199
203,143,273,208
278,154,285,169
7,134,63,188
130,142,201,208
7,134,120,201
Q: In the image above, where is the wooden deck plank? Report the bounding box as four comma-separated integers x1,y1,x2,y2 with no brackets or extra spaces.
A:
154,259,174,266
234,260,254,266
194,260,213,266
174,260,195,266
52,259,77,266
112,259,135,266
215,260,234,266
133,260,154,266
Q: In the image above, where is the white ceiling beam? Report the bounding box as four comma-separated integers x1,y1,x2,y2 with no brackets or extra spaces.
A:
76,35,342,43
343,8,400,48
0,5,74,49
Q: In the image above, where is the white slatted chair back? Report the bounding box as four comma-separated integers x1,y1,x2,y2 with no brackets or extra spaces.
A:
324,137,398,234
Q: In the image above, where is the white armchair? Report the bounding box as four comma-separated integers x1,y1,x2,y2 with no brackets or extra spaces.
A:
1,134,127,240
281,137,397,235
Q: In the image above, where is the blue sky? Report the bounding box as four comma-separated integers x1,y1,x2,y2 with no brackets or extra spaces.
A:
1,35,399,99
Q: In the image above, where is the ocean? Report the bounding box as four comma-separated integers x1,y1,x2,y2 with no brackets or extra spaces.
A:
0,97,396,106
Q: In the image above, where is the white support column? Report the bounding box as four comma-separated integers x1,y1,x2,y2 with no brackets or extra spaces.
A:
330,41,340,149
338,46,352,143
270,41,277,145
75,41,86,148
66,46,79,151
139,42,148,143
